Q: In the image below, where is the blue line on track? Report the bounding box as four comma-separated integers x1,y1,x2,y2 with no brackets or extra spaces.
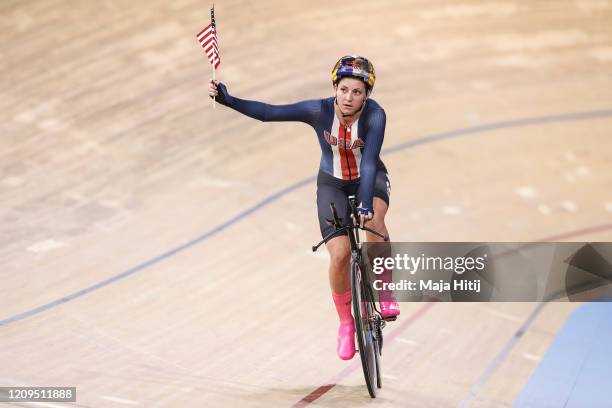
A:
513,301,612,408
2,109,611,327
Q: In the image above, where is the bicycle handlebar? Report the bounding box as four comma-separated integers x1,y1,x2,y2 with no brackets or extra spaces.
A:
311,198,389,252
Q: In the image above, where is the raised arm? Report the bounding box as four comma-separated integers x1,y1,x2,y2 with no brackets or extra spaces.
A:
357,108,386,213
209,80,322,126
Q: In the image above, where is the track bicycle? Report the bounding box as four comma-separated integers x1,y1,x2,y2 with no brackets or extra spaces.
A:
312,195,392,398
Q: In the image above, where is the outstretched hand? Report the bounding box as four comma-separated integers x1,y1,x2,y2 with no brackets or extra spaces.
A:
208,79,230,105
208,79,220,98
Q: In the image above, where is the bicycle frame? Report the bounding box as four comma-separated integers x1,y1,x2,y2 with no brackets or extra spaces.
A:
312,195,388,398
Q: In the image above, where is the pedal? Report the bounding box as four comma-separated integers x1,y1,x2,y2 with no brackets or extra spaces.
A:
382,316,397,322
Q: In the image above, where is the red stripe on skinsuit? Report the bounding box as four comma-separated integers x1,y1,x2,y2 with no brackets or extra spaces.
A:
345,126,358,179
338,124,349,179
339,125,357,180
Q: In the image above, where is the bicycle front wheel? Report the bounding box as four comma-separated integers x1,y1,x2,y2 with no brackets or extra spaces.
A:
351,259,378,398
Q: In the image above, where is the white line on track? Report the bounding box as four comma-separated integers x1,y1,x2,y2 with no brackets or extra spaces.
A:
394,337,419,346
522,353,541,362
22,402,70,408
514,186,537,199
483,308,522,323
574,166,591,177
538,204,551,215
560,200,578,212
442,205,463,215
26,239,68,253
1,176,23,187
99,395,140,405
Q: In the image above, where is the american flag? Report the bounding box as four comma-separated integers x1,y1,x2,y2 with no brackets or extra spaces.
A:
196,6,220,69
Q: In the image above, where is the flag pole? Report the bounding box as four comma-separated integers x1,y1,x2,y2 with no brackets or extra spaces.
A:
197,4,219,110
212,3,216,110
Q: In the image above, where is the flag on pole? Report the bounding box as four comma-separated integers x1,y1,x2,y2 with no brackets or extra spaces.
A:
196,6,220,69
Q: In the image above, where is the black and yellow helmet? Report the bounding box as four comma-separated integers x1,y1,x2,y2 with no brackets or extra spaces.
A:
331,55,376,91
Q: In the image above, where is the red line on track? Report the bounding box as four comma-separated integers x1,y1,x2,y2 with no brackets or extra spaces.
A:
292,302,436,407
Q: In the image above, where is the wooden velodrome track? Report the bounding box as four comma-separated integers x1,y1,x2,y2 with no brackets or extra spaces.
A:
1,0,611,407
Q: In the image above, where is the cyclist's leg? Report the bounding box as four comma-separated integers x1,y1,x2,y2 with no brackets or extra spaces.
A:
365,197,389,242
364,168,391,241
328,237,355,360
365,171,400,318
316,171,354,293
325,240,357,361
316,171,356,360
326,236,351,293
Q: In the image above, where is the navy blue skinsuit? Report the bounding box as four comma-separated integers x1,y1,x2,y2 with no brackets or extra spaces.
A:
214,83,390,238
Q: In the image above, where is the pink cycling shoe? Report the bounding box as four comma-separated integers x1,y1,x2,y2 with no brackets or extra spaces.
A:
380,298,400,319
337,321,356,360
332,290,356,360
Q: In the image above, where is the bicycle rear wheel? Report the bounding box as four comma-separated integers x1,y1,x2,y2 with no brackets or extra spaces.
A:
351,260,378,398
366,284,383,389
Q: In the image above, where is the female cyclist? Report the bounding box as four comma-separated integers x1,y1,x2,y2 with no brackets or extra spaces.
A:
208,55,399,360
